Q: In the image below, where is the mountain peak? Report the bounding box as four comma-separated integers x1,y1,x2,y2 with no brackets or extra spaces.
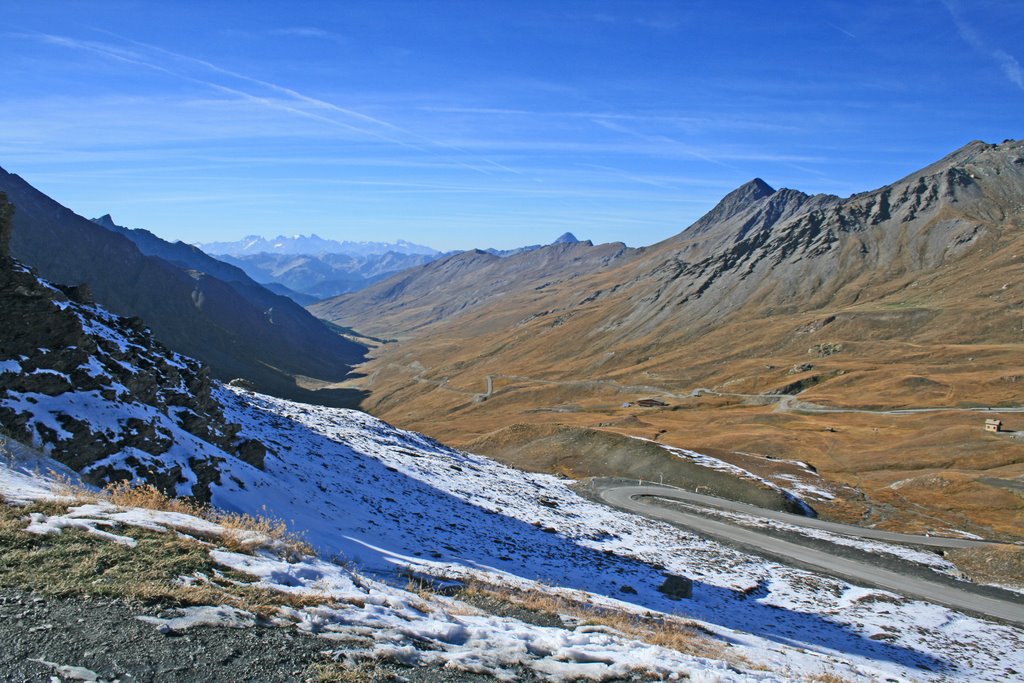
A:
706,178,776,220
672,178,778,242
890,137,1022,187
553,232,580,244
732,178,776,203
93,214,117,230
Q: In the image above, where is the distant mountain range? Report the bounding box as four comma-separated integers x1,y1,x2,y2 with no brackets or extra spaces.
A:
310,234,625,336
215,250,442,304
206,231,588,303
482,231,585,258
198,234,440,257
0,168,366,404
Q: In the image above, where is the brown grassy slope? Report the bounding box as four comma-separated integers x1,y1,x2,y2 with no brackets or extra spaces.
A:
315,139,1024,541
310,240,635,339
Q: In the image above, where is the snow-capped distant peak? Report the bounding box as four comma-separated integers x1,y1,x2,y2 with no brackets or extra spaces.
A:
198,234,441,257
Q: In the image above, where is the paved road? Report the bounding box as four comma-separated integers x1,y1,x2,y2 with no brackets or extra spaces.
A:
604,484,996,549
598,484,1024,626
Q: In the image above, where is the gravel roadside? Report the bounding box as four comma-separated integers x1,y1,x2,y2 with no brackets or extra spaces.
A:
0,587,512,683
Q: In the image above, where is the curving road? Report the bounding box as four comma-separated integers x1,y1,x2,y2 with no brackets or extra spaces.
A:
603,484,995,549
598,483,1024,626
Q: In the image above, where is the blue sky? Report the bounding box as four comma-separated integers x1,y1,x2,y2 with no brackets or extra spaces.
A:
2,1,1022,251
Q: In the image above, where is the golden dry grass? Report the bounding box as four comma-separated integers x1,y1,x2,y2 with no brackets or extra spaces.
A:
56,479,313,557
101,480,206,514
807,673,854,683
349,341,1024,541
452,578,726,662
0,500,322,615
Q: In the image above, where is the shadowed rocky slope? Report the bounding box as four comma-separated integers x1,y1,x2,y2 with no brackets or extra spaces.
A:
0,168,366,402
0,193,263,499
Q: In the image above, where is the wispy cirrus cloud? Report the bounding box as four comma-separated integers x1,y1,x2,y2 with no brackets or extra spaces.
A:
417,105,802,134
826,22,856,39
21,31,527,178
586,11,681,31
943,0,1024,90
270,27,339,40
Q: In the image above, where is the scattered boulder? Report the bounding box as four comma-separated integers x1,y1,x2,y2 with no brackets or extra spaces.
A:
236,439,267,470
788,362,814,375
808,342,843,357
658,574,693,600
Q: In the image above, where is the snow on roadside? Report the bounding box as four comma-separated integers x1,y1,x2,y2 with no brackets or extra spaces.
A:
649,497,962,575
137,605,258,632
646,439,819,512
770,473,836,502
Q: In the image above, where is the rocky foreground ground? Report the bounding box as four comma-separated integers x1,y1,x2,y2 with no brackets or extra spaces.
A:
0,586,526,682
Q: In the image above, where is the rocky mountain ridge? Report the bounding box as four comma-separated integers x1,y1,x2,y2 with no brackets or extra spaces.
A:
321,138,1024,344
0,167,366,403
623,138,1024,333
311,237,634,337
91,214,256,286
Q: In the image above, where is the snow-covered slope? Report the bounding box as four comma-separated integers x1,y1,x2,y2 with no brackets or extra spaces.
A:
4,450,765,683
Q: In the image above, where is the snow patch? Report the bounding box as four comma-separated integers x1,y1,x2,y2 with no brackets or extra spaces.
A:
137,605,258,632
0,359,22,374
